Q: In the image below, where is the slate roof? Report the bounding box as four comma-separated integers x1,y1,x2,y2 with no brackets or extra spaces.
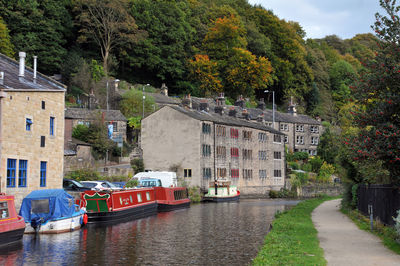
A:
0,53,66,91
65,108,127,121
145,92,180,105
166,105,284,135
191,96,321,125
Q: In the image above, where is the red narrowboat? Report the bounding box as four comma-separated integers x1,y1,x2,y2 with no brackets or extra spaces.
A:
0,194,25,246
80,188,157,224
153,187,190,212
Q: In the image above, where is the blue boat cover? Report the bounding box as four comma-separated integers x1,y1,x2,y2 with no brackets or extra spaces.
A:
19,189,78,223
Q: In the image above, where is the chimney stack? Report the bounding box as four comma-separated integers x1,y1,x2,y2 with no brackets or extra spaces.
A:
242,109,250,120
19,52,26,77
234,95,246,108
288,96,297,116
161,83,168,96
257,98,266,110
182,94,192,109
33,55,37,81
199,99,209,112
228,106,237,117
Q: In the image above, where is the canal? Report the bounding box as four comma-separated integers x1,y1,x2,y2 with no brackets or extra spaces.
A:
0,199,298,265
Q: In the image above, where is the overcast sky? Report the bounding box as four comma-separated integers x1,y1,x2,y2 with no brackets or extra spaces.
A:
248,0,383,39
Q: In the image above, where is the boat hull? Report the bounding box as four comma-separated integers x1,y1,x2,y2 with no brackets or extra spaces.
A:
0,227,25,246
24,213,84,234
86,202,157,224
203,194,240,202
157,201,190,212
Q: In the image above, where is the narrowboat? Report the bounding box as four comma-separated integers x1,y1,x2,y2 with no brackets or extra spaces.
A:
203,180,240,202
19,189,86,234
80,188,157,224
0,193,25,246
153,187,190,212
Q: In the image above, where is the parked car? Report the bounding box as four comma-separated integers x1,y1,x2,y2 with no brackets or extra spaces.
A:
112,181,126,188
63,179,92,192
80,181,119,190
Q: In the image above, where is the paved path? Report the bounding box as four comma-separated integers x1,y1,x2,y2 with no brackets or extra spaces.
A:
312,199,400,266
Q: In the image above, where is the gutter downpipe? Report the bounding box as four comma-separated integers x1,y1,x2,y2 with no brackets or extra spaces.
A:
0,87,6,193
213,123,217,195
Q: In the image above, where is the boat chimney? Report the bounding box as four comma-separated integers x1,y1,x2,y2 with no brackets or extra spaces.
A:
19,52,26,78
33,55,37,81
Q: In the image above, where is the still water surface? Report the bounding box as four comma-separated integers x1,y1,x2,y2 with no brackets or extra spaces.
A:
0,199,298,265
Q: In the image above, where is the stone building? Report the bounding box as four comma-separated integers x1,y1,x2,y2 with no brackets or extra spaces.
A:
141,98,286,196
0,52,66,207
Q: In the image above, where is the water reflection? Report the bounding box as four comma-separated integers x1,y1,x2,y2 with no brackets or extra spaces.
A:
0,199,298,265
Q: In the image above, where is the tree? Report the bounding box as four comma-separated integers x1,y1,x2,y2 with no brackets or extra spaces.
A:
346,0,400,184
0,17,14,57
188,54,222,96
119,88,156,118
75,0,143,74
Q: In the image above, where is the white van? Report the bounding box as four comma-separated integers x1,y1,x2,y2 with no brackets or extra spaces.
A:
134,171,178,187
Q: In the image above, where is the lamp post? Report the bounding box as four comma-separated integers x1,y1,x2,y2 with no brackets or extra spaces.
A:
142,84,150,118
264,90,275,129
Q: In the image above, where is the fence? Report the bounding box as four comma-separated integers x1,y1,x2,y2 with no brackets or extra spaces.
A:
357,184,400,225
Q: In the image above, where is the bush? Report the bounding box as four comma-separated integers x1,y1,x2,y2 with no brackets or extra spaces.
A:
317,162,335,182
131,158,144,173
269,188,297,198
188,186,201,203
269,190,279,198
309,156,323,173
301,163,312,172
293,151,309,161
288,161,299,170
296,172,308,185
125,179,139,188
65,169,101,181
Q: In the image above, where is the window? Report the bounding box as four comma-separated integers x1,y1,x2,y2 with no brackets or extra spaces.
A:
259,170,267,179
40,136,45,147
26,118,32,131
230,128,239,138
243,169,253,179
231,147,239,158
284,135,289,143
274,152,281,159
112,122,118,132
40,161,47,187
311,136,319,145
274,170,282,177
217,168,226,178
202,144,211,157
146,192,151,201
202,123,211,134
258,132,267,142
231,169,239,178
273,134,281,143
42,101,45,110
243,149,253,160
7,159,16,187
310,126,319,133
216,146,226,158
259,150,267,160
309,150,317,156
296,124,304,132
137,193,142,203
184,169,192,178
243,131,252,140
50,117,55,136
203,168,212,179
19,160,27,187
0,202,9,219
216,125,226,137
266,122,272,127
296,135,304,144
280,124,289,131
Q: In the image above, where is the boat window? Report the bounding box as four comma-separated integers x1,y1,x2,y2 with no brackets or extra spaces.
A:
0,202,9,219
146,192,150,201
31,199,50,214
82,182,96,188
137,193,142,203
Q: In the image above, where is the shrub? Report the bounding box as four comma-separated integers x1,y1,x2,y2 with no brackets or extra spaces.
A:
318,162,335,182
293,151,309,161
394,210,400,239
301,163,312,172
131,158,144,174
269,190,279,198
65,169,101,181
288,161,299,170
188,186,201,203
296,172,308,185
125,179,138,188
309,156,323,173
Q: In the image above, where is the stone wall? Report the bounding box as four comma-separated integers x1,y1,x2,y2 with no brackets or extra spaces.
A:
298,184,344,198
64,145,95,174
0,91,65,209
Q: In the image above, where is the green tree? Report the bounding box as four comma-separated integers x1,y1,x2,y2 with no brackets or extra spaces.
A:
0,17,14,57
188,54,222,96
119,88,156,118
346,0,400,184
75,0,143,74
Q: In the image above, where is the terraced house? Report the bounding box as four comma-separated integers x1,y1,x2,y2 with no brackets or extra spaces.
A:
141,95,286,196
0,52,65,207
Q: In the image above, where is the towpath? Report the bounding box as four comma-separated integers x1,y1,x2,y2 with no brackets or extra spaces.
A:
312,199,400,266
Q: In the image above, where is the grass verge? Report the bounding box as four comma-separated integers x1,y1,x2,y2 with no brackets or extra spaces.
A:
253,196,336,266
341,207,400,254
